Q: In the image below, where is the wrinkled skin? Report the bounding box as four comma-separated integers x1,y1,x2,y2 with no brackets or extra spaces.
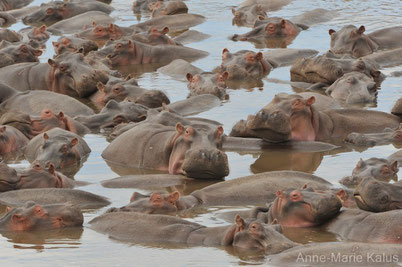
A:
232,5,267,27
232,18,302,48
22,1,113,26
0,29,21,42
0,125,28,155
132,26,179,46
325,72,377,104
268,187,342,227
90,76,169,109
340,157,399,187
231,94,401,142
290,54,384,85
345,124,402,147
150,1,188,18
102,122,229,179
0,0,32,11
326,208,402,243
24,128,91,175
75,23,133,42
329,25,402,58
215,48,273,80
75,100,149,131
0,43,42,68
0,201,83,232
106,39,207,67
354,177,402,212
90,212,296,253
53,36,98,55
186,72,228,100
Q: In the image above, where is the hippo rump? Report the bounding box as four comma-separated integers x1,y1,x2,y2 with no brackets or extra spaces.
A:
0,201,83,232
0,51,108,98
329,25,402,58
90,212,296,254
231,93,401,142
0,125,28,155
102,122,229,179
24,128,91,176
0,161,74,192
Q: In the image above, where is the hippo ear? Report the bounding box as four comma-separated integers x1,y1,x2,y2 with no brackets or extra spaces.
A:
301,184,308,190
175,123,184,134
222,48,229,55
335,189,346,201
39,25,47,33
231,8,235,15
5,206,13,213
305,96,315,106
48,163,56,175
221,71,229,81
97,82,105,92
235,215,245,228
11,214,26,224
258,15,265,21
127,40,134,49
105,100,119,109
271,218,279,225
34,49,43,57
0,126,6,133
329,29,336,36
255,52,263,61
48,58,56,67
57,111,65,120
280,19,286,28
276,190,285,198
186,73,193,82
357,26,365,35
92,21,97,27
356,158,365,169
70,138,78,147
43,133,49,140
125,74,132,81
161,27,169,35
390,161,399,173
216,125,224,139
109,24,116,33
168,191,180,203
52,41,58,48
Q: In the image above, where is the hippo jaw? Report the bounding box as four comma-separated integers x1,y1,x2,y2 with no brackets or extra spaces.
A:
181,148,229,179
247,113,291,142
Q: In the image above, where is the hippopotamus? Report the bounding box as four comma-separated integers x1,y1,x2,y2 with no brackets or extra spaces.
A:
105,40,208,68
48,11,115,35
325,208,402,243
22,1,113,26
90,76,169,109
150,1,188,18
231,93,401,142
0,51,109,98
238,0,292,11
0,201,83,232
132,0,159,13
90,212,296,253
0,43,42,68
325,72,377,104
290,54,384,86
353,177,402,212
102,121,229,179
132,26,180,46
0,29,21,42
329,25,402,58
18,25,50,48
232,5,267,27
53,36,98,55
186,72,228,100
345,124,402,147
0,90,95,118
75,100,149,131
0,125,28,155
340,157,399,187
0,0,32,11
392,98,402,119
24,128,91,176
214,49,275,81
0,161,74,192
232,18,302,48
0,188,110,209
75,23,133,42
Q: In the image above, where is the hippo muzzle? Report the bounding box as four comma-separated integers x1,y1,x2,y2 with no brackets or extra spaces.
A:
181,148,229,179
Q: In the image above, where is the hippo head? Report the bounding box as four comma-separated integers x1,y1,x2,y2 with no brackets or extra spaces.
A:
96,77,140,105
47,52,109,98
218,49,272,80
340,158,399,187
246,94,317,142
269,187,342,227
30,109,74,135
392,98,402,116
27,25,50,45
168,123,229,179
0,162,19,192
107,40,137,67
23,2,70,25
329,25,378,58
354,177,402,212
36,132,81,170
52,38,76,55
0,29,22,42
128,90,170,108
76,23,124,41
227,215,296,253
145,27,177,46
232,5,267,27
186,72,228,100
325,72,377,104
100,100,149,129
16,161,71,189
107,191,179,214
53,37,98,56
42,203,83,229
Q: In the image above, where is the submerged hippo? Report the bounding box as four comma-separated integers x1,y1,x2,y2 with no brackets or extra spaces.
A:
340,157,399,187
150,1,188,18
231,94,400,142
24,128,91,175
0,51,109,98
186,72,228,100
0,201,83,232
232,4,267,27
345,124,402,147
90,212,296,253
132,26,179,46
354,177,402,212
329,25,402,58
102,122,229,179
0,125,28,155
75,22,133,42
53,36,98,55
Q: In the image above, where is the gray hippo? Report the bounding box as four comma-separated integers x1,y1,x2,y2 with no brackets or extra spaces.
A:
186,72,228,100
345,124,402,147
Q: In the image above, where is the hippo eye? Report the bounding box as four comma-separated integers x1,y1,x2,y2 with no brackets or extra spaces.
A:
59,64,68,72
33,164,42,170
113,87,122,94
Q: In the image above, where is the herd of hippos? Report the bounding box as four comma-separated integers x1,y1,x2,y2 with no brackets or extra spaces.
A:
0,0,401,264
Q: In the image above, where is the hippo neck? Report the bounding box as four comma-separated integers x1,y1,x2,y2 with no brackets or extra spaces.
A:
187,224,237,246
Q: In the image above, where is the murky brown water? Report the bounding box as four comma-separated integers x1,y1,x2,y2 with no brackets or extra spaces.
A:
0,0,401,266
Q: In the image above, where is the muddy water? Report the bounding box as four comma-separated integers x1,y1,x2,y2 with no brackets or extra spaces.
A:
0,0,401,266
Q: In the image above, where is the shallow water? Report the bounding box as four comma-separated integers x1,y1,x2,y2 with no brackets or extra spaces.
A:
0,0,401,266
